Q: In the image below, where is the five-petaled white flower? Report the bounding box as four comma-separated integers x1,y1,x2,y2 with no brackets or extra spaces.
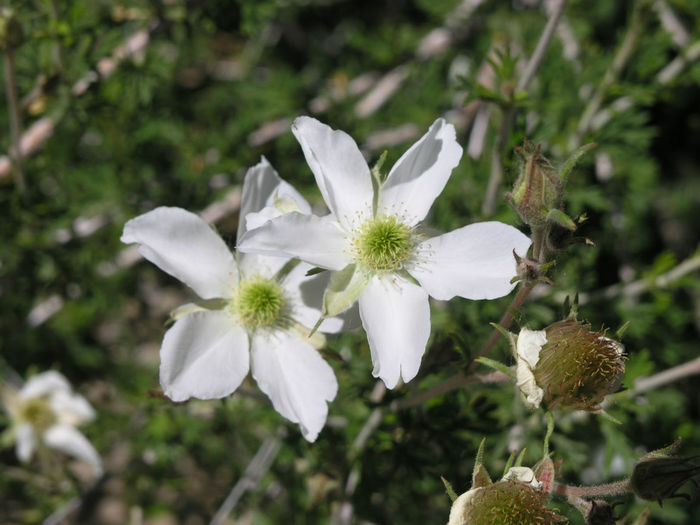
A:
2,370,103,476
121,158,343,442
238,117,532,388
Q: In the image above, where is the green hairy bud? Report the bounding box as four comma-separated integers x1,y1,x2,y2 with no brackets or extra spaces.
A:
515,321,625,411
448,442,566,525
506,140,564,229
630,438,700,504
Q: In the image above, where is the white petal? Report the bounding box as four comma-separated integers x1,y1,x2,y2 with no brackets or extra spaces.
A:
237,212,351,271
19,370,70,400
283,262,357,333
44,425,103,476
292,116,373,228
379,118,463,226
121,207,238,300
251,331,337,442
238,156,311,240
409,221,531,301
515,328,546,409
236,252,290,283
448,488,484,525
359,274,431,388
51,390,95,426
15,423,36,462
502,467,542,489
159,310,250,402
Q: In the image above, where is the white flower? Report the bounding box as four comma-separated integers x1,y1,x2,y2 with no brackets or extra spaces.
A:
238,117,531,388
121,157,342,442
2,371,102,476
515,328,547,409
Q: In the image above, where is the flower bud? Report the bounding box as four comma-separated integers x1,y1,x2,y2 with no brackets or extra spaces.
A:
515,321,625,411
583,500,618,525
0,8,23,51
630,438,700,504
506,140,563,229
448,466,566,525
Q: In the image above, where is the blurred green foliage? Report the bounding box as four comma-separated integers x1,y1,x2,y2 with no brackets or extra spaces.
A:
1,0,700,523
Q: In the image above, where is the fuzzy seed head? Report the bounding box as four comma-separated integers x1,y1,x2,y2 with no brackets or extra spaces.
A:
233,277,287,330
456,481,567,525
17,397,55,433
534,320,625,411
353,215,414,272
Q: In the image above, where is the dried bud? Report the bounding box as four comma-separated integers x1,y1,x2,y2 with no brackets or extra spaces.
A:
448,466,567,525
584,500,618,525
630,438,700,504
0,8,23,51
515,321,625,411
506,140,564,229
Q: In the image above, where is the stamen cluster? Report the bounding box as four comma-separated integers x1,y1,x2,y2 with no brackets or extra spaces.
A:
352,215,414,272
17,397,56,433
233,277,287,330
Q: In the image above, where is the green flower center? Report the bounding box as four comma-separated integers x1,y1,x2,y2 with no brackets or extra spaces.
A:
354,216,414,272
234,277,286,330
17,397,56,433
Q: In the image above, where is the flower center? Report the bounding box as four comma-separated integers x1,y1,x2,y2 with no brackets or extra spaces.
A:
354,215,414,272
17,397,56,433
233,277,286,330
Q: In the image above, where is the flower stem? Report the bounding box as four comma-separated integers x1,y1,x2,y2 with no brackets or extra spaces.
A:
552,479,631,499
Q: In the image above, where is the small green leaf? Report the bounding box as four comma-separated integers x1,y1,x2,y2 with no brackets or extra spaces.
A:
475,357,516,379
546,208,577,231
503,451,517,477
559,142,596,183
489,322,518,359
441,476,458,502
597,409,622,425
472,438,492,488
305,267,327,277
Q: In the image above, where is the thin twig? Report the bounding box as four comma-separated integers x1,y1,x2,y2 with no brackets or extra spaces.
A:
542,251,700,306
569,0,647,149
516,0,568,94
3,49,25,192
42,497,81,525
482,0,568,215
210,431,283,525
331,381,386,525
612,356,700,401
0,24,156,179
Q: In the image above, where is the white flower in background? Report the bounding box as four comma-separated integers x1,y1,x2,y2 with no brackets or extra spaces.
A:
2,371,102,476
238,117,531,388
121,157,343,442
